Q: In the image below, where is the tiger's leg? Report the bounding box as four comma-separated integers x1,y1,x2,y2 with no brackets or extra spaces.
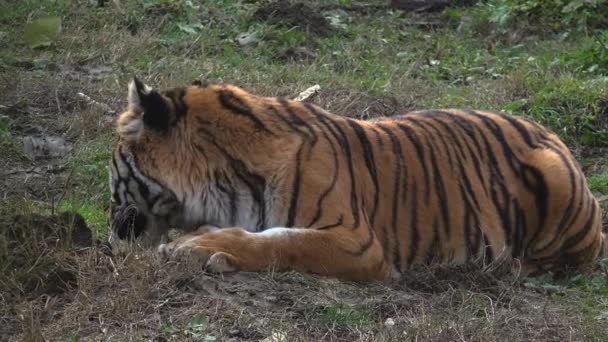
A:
158,226,393,281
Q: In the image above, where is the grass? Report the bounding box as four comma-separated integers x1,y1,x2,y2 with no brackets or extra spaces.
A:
320,304,375,328
589,171,608,194
0,115,29,164
0,0,608,340
60,134,113,237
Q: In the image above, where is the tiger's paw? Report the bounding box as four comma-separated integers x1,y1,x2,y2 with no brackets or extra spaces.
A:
157,234,240,274
205,252,238,273
158,242,214,267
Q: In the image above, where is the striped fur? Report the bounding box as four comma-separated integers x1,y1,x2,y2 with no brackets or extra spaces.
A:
109,78,606,281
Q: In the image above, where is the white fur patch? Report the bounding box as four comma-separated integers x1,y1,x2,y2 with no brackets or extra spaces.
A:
119,79,153,142
258,227,292,237
116,116,143,141
127,79,152,111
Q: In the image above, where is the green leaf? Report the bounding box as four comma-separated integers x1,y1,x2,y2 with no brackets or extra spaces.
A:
176,22,203,34
23,17,62,49
187,313,209,332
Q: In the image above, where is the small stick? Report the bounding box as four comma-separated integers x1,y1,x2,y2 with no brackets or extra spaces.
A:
76,92,116,115
294,84,321,102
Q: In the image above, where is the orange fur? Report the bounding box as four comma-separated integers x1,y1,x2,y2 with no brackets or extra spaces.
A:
109,79,605,281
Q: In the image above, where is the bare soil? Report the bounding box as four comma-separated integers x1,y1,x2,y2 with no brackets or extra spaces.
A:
254,1,334,37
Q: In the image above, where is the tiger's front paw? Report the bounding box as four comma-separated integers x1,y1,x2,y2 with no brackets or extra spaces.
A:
157,232,240,273
157,241,210,266
205,252,238,273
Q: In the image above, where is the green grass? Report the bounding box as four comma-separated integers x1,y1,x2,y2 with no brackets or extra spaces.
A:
523,262,608,322
588,171,608,193
60,134,113,237
58,195,108,239
320,304,375,328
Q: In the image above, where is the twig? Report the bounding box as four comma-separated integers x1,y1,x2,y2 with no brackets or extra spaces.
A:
55,89,62,115
76,92,116,115
55,168,74,212
294,85,321,102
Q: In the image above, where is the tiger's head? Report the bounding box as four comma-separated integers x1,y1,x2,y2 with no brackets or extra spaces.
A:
108,77,190,245
108,77,295,246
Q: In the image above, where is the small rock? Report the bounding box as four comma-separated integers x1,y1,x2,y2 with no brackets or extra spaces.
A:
228,328,241,337
384,317,395,328
262,331,287,342
22,135,71,159
236,32,259,47
264,295,278,303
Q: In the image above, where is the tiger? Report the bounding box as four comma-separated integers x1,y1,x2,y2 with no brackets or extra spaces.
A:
108,77,607,281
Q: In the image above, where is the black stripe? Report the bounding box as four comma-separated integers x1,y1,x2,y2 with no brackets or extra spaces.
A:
423,113,487,198
395,122,431,204
163,87,188,123
407,182,420,266
460,181,481,262
279,99,318,149
411,117,456,171
111,154,123,205
350,224,376,256
214,170,238,225
218,90,273,134
306,122,340,227
286,146,303,227
563,203,598,251
482,233,493,263
347,119,380,225
490,176,513,249
304,103,360,228
528,141,579,252
378,124,404,270
496,112,535,147
467,110,520,174
198,126,267,230
428,145,451,237
315,215,343,230
513,202,527,258
425,219,441,265
520,164,548,239
467,110,549,236
438,112,490,194
118,149,152,204
266,104,307,227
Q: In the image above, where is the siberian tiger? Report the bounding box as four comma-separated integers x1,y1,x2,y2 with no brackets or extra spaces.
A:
109,77,607,281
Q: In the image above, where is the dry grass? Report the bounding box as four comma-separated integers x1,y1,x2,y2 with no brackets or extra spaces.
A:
1,210,606,341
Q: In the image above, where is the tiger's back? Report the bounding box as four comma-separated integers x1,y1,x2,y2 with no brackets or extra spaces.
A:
110,80,606,280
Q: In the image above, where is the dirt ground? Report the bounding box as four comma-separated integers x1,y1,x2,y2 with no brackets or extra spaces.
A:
3,210,605,341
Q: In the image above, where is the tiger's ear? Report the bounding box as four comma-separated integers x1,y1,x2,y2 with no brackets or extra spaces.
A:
117,77,171,142
127,76,153,112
